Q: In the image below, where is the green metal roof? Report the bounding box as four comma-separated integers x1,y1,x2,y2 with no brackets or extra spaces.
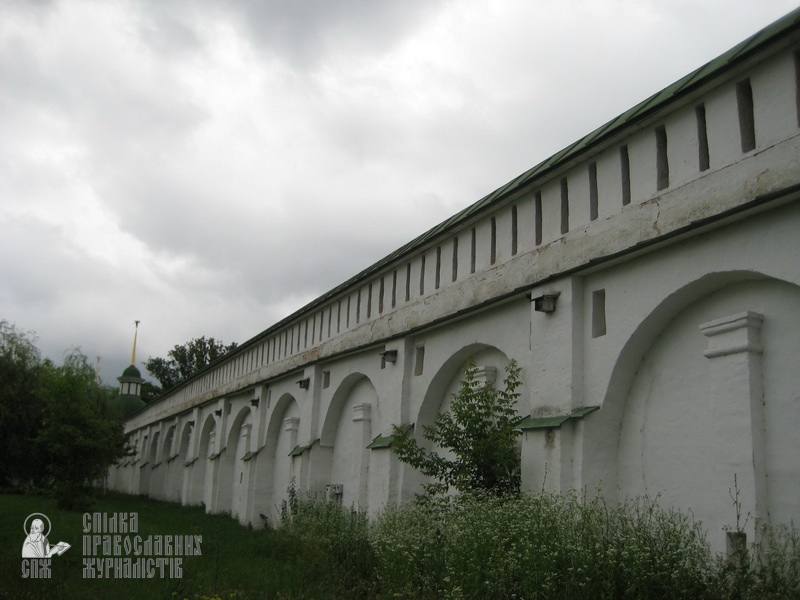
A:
289,444,310,457
519,406,600,430
121,364,142,379
238,7,800,345
570,406,600,419
161,7,800,393
518,415,571,430
367,424,413,449
366,434,394,450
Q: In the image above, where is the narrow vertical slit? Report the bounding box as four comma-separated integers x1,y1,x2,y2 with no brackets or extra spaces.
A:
534,191,542,245
560,178,569,234
367,283,372,319
419,254,426,296
435,246,441,289
656,125,669,190
620,145,631,206
696,104,710,171
470,227,476,273
795,51,800,128
391,270,397,308
511,205,518,255
414,346,425,376
346,296,351,328
379,278,384,314
737,79,756,152
490,217,497,264
592,289,607,338
588,162,598,221
405,263,411,302
451,237,458,282
356,289,361,323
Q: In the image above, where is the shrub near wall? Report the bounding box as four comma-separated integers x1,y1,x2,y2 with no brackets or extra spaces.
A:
279,485,377,599
371,492,714,600
277,489,799,599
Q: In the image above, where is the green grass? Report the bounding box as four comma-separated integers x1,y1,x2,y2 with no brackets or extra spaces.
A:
3,489,798,600
1,490,355,600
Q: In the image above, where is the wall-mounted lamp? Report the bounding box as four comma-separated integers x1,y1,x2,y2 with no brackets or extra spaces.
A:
250,398,260,407
532,293,559,313
379,349,398,365
297,378,310,390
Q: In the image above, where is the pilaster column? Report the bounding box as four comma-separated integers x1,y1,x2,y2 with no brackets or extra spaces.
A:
523,276,584,493
353,403,372,507
700,311,766,541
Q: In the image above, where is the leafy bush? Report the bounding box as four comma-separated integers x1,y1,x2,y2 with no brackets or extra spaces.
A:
392,360,523,497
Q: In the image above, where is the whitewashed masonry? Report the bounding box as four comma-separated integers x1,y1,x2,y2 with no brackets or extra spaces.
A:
109,10,800,552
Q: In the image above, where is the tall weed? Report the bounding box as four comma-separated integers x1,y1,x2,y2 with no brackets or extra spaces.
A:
371,491,714,600
279,483,377,598
711,521,800,600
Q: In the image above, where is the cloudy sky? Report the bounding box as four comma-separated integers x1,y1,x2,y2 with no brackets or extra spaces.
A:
1,0,796,384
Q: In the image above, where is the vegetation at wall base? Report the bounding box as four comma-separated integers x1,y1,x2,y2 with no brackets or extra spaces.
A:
2,489,799,599
2,491,365,600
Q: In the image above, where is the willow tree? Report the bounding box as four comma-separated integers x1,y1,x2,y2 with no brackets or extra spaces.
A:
37,351,128,509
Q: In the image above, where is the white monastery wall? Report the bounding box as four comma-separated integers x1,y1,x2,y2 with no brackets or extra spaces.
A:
109,14,800,552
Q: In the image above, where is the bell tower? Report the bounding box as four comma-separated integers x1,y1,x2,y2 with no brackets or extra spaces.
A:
114,320,146,419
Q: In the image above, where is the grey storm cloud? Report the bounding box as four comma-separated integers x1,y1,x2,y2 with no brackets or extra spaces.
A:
135,0,445,67
1,0,797,383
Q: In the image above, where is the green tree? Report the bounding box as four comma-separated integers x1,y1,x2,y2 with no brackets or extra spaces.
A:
0,321,45,487
36,351,128,509
144,336,238,394
392,359,523,497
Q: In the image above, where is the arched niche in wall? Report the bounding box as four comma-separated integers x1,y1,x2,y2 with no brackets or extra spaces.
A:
416,344,513,443
320,373,378,509
186,413,216,507
162,426,175,461
260,393,299,523
582,270,800,549
405,344,514,496
177,420,193,463
218,406,254,520
160,425,178,502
